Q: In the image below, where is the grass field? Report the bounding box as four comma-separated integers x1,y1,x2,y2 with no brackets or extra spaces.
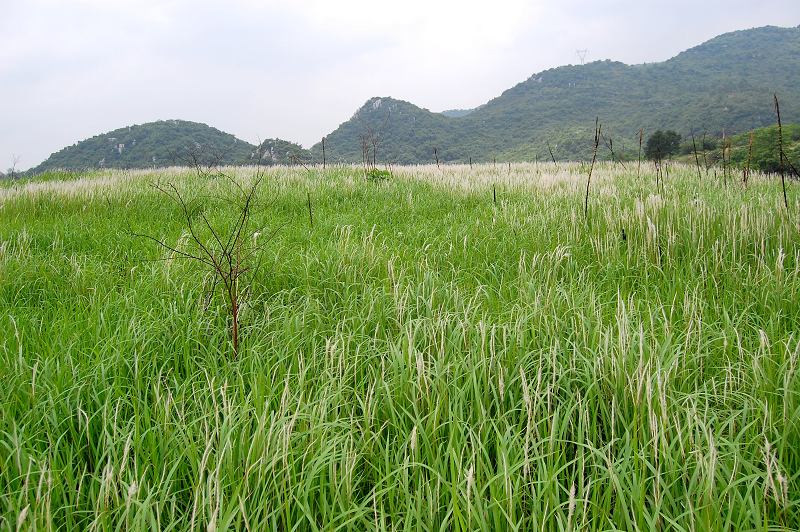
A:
1,163,799,530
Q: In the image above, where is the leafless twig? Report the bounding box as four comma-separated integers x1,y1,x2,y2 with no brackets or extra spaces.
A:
134,146,279,357
584,118,601,219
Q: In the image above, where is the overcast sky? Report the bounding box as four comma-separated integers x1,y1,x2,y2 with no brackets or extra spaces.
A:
2,1,798,170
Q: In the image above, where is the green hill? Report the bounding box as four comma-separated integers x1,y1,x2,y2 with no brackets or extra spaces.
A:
31,120,257,173
440,109,476,118
705,124,800,173
312,25,800,164
31,121,315,174
256,138,312,165
26,26,800,170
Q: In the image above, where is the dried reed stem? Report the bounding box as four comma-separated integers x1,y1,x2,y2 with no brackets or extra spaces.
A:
744,131,753,186
637,128,643,179
774,94,789,212
692,133,702,180
584,118,601,219
547,141,558,171
307,191,314,227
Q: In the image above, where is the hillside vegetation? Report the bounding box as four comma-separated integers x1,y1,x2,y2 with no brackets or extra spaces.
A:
257,138,313,165
313,26,800,164
21,26,800,173
30,121,314,174
726,124,800,173
30,120,256,172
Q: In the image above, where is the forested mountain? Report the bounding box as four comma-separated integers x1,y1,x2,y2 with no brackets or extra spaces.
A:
30,120,315,174
701,124,800,173
257,138,313,165
440,109,476,118
312,25,800,163
30,120,256,173
25,25,800,172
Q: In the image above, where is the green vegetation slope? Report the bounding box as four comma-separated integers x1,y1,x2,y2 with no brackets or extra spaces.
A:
30,121,316,174
726,124,800,173
313,25,800,163
257,138,313,165
31,120,257,173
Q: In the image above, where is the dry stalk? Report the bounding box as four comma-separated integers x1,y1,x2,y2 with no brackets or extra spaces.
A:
307,191,313,227
547,141,559,170
744,131,753,186
133,153,279,357
637,128,643,179
584,118,601,219
774,94,789,212
692,133,702,180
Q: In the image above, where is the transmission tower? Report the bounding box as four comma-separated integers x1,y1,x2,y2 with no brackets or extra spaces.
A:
576,49,589,65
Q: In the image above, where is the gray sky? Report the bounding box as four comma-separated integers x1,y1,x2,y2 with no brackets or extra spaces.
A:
2,0,798,170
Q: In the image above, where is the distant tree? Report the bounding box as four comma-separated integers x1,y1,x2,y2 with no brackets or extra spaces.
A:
356,102,392,173
6,154,22,179
727,124,800,174
701,136,717,151
645,130,682,161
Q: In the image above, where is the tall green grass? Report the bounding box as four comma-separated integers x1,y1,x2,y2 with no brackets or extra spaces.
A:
1,163,798,530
